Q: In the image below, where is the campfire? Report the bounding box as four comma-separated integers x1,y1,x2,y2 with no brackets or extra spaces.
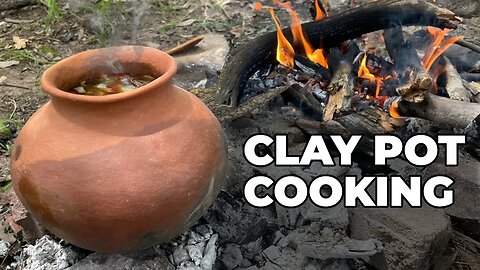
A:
217,0,480,127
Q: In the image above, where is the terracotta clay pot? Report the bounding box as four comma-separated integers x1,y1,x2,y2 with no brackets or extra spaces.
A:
11,46,226,252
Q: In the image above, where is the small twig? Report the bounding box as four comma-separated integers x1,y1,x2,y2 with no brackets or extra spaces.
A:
2,83,30,90
166,35,204,55
8,98,17,120
4,18,35,24
212,0,232,20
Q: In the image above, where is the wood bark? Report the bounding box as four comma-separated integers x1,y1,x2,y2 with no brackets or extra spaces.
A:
443,57,472,102
281,84,324,121
393,93,480,129
218,0,460,107
0,0,36,11
323,43,359,121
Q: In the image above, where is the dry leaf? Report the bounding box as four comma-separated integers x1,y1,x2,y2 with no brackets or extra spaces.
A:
12,35,27,49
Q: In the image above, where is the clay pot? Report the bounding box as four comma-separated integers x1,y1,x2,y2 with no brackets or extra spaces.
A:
11,46,226,252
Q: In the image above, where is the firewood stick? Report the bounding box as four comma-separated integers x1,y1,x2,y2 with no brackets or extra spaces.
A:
386,93,480,129
217,0,460,107
443,57,472,102
323,42,359,121
462,80,480,103
384,26,433,103
166,36,204,56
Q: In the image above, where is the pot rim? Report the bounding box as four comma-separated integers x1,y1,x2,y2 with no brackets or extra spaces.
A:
40,46,177,103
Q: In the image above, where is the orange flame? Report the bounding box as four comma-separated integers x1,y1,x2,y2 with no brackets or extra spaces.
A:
314,0,326,20
422,27,461,72
358,53,383,97
389,99,403,118
253,2,263,11
269,8,295,68
274,1,329,68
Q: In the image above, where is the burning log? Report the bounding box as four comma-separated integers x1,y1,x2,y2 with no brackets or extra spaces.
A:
218,0,460,106
442,57,472,102
323,42,360,121
384,26,433,103
386,93,480,129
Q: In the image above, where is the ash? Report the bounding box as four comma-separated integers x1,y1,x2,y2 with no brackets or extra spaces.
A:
18,236,79,270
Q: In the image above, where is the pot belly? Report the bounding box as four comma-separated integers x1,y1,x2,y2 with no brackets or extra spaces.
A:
11,103,226,252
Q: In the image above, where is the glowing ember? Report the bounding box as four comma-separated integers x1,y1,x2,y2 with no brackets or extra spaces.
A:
358,53,383,97
422,27,461,72
314,0,327,20
254,2,263,11
389,99,403,118
269,8,295,68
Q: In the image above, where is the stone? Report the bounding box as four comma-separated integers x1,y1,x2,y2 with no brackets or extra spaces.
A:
423,155,480,239
349,207,452,270
262,245,281,262
221,243,243,269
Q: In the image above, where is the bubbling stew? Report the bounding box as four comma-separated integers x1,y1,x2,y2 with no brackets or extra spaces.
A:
68,74,155,96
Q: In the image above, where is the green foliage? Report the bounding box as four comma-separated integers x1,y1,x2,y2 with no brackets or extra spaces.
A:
95,0,129,45
0,182,12,193
39,0,63,28
0,119,20,155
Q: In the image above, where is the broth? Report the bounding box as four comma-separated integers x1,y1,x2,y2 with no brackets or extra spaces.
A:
68,74,155,96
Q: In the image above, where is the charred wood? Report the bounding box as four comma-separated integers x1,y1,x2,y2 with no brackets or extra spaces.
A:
218,0,460,107
0,0,36,11
294,55,331,81
295,108,404,170
461,73,480,82
464,114,480,160
388,93,480,129
442,57,472,102
281,84,324,121
463,80,480,103
323,42,359,121
384,27,433,103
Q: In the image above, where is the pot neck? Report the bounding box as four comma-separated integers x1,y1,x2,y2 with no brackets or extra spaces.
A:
41,46,187,136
